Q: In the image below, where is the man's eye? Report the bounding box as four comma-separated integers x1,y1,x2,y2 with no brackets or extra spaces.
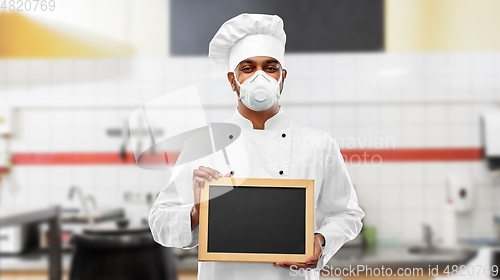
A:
242,67,252,71
267,67,277,71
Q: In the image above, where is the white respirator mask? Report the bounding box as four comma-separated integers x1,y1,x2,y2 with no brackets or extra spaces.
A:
234,70,282,111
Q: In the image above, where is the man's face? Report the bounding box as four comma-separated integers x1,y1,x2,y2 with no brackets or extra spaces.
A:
227,56,287,97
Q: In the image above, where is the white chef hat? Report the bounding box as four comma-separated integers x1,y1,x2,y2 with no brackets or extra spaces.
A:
209,13,286,73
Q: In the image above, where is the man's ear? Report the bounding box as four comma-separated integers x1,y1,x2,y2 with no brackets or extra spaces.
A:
280,69,288,92
227,72,236,91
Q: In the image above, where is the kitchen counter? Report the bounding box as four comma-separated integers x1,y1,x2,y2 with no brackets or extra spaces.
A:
1,251,73,271
327,244,478,269
1,244,478,273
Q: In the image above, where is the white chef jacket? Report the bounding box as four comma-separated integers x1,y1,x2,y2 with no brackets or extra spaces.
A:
149,106,364,280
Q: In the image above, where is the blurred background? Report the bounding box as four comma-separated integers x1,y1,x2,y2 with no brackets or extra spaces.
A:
1,0,500,279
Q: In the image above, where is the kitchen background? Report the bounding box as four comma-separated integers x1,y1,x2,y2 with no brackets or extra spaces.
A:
1,0,500,279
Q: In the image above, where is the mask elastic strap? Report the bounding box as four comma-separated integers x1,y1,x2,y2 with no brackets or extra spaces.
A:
234,71,244,101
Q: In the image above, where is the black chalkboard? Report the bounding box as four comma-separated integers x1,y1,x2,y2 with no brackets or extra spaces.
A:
207,185,305,254
170,0,384,55
198,178,314,263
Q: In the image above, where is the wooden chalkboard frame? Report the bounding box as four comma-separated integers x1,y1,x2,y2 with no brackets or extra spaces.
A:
198,177,314,263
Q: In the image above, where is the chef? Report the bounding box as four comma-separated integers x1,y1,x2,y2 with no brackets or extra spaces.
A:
149,13,365,280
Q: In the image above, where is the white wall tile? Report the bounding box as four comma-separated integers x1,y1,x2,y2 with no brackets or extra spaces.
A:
471,210,495,238
449,77,472,99
6,60,28,84
284,54,311,78
402,187,424,210
28,86,52,104
448,52,472,76
355,78,379,100
27,60,51,85
378,210,402,239
310,107,333,127
425,77,448,99
51,130,74,151
0,60,7,85
49,167,73,189
330,127,356,148
472,77,495,98
379,105,402,125
424,163,448,185
356,105,379,125
50,84,74,105
424,185,446,210
331,105,357,126
74,129,96,151
423,53,448,77
402,124,425,147
402,77,425,99
377,125,401,149
378,164,402,187
332,78,356,100
73,167,96,192
308,54,333,78
27,128,52,152
425,125,448,147
448,162,473,175
8,88,28,104
355,54,381,78
284,78,310,102
51,110,73,129
94,166,118,190
474,185,493,210
402,105,425,124
51,59,74,84
401,163,425,188
401,53,425,76
309,77,332,101
354,165,379,186
25,189,51,207
73,82,96,104
356,186,379,210
378,187,401,210
402,210,424,241
425,104,448,125
449,125,473,147
472,53,496,76
332,55,356,77
379,78,401,99
448,105,473,125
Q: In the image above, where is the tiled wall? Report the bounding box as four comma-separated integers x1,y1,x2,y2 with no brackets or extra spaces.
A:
1,52,499,243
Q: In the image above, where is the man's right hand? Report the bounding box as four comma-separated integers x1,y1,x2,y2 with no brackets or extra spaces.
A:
190,166,231,230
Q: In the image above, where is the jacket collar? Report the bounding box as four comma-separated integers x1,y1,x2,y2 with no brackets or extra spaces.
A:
230,105,288,130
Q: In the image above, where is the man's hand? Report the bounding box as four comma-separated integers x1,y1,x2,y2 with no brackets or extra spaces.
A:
274,234,325,270
190,166,231,230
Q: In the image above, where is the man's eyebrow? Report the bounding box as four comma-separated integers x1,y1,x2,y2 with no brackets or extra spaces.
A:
240,59,255,65
265,59,279,64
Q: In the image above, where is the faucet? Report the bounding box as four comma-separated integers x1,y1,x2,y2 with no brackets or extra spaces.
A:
68,186,95,226
423,224,434,248
86,195,97,210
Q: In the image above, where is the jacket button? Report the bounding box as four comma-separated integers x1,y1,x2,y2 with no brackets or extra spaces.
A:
279,170,283,175
282,133,286,138
230,170,234,175
229,135,233,139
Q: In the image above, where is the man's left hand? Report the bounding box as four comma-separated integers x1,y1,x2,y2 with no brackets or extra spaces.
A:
274,234,324,270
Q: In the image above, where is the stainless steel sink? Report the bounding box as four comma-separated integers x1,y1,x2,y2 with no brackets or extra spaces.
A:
408,246,477,257
61,207,125,224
